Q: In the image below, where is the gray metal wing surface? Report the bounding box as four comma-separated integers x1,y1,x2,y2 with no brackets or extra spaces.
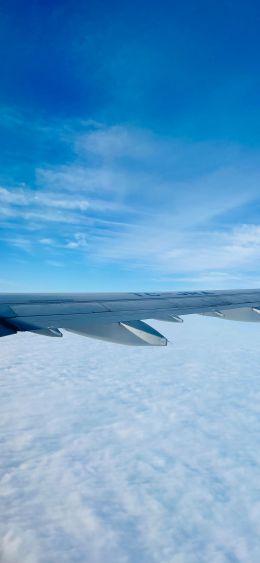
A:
0,289,260,346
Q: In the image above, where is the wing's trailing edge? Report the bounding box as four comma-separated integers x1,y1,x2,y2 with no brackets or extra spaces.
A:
0,289,260,346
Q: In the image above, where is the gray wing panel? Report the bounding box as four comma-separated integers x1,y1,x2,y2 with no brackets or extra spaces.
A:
1,290,260,343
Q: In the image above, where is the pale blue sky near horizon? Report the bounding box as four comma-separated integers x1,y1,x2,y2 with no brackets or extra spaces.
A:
0,0,260,292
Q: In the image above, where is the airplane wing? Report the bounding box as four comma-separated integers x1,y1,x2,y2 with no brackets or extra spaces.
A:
0,289,260,346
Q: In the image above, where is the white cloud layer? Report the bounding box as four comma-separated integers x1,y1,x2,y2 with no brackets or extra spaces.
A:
1,317,260,562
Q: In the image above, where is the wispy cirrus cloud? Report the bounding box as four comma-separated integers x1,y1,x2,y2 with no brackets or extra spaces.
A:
0,186,125,214
87,222,260,282
1,121,260,288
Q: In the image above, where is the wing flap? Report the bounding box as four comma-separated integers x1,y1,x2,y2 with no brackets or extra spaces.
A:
66,320,167,346
201,307,260,322
200,307,260,323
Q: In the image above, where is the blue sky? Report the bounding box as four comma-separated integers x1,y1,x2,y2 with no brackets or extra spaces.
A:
1,5,260,561
1,0,260,291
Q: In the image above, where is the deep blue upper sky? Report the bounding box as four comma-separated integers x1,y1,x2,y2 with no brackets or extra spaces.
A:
0,0,260,291
1,0,260,140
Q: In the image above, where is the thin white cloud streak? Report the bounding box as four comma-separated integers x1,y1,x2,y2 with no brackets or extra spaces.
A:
0,186,125,213
3,236,34,253
1,318,260,562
